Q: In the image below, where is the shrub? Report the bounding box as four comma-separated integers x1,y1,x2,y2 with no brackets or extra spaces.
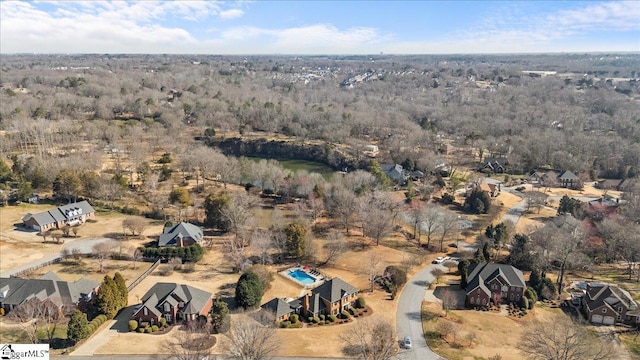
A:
281,321,291,328
328,315,337,322
151,325,159,332
86,324,95,334
128,320,138,332
441,193,455,205
341,310,350,319
312,317,320,323
308,316,314,323
137,327,145,333
349,308,358,316
0,308,5,316
144,327,152,333
290,314,299,324
319,315,325,321
355,297,366,309
521,297,529,310
159,318,167,327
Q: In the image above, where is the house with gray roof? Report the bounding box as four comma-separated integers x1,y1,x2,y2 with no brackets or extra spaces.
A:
132,282,212,325
0,272,99,314
158,222,203,247
22,200,95,233
465,263,526,307
581,283,640,325
558,170,582,189
380,163,408,184
261,277,359,321
261,297,302,322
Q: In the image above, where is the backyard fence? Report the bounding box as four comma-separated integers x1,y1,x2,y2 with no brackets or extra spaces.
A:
127,259,161,292
10,257,62,278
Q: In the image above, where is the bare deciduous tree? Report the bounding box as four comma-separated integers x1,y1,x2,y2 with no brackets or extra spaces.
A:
221,192,258,240
321,232,346,266
359,191,397,246
92,240,116,273
325,183,358,235
438,211,460,252
440,288,458,316
341,316,398,360
224,318,279,360
518,318,613,360
122,217,147,237
532,220,588,294
366,252,383,293
251,229,274,265
431,267,445,284
8,298,63,344
164,322,214,360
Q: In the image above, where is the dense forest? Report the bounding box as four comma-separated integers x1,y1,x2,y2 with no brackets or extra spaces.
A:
0,53,639,200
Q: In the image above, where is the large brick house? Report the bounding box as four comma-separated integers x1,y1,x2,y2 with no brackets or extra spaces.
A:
465,263,526,307
132,283,212,325
581,283,640,325
22,201,95,233
0,272,99,315
261,277,359,321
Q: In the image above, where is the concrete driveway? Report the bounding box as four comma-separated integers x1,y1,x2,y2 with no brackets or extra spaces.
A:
70,305,144,356
395,263,446,360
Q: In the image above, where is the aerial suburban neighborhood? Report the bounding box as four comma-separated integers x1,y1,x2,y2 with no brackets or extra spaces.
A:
1,1,640,359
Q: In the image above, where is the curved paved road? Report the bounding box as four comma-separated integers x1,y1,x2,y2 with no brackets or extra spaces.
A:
395,263,445,360
0,237,115,277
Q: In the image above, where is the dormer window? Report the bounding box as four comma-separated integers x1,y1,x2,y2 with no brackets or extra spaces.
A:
164,303,170,312
617,307,622,312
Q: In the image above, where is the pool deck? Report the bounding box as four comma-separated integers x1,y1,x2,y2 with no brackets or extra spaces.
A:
279,266,326,289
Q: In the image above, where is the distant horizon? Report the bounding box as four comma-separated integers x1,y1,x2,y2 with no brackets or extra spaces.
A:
2,51,639,57
1,1,638,55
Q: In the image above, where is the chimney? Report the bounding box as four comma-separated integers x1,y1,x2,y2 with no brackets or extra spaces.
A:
303,294,310,316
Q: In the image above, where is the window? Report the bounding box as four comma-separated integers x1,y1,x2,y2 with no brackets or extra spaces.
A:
602,308,607,313
164,303,170,312
618,307,622,312
509,293,513,300
616,315,621,321
144,307,148,316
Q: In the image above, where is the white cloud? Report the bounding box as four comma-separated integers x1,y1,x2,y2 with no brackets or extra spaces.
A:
219,9,244,20
1,0,638,54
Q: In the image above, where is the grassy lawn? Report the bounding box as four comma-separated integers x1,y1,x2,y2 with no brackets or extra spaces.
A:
620,333,640,357
0,324,67,344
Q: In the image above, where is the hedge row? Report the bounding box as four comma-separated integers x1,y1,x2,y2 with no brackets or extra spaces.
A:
86,314,108,335
138,244,203,263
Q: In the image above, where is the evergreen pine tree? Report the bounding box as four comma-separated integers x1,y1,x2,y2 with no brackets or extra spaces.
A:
67,310,89,344
113,272,128,309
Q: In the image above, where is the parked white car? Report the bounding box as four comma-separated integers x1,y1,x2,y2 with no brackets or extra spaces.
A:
403,336,412,349
432,256,450,264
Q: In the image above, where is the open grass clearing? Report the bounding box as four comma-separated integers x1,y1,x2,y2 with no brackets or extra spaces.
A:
421,300,568,360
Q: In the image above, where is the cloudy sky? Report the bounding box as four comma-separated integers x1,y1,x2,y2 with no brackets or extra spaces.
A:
1,0,638,54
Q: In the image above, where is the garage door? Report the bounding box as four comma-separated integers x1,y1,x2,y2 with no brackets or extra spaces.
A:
591,314,603,324
603,316,615,325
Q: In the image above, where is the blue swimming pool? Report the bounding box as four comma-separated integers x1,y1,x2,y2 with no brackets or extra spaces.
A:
288,269,316,285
